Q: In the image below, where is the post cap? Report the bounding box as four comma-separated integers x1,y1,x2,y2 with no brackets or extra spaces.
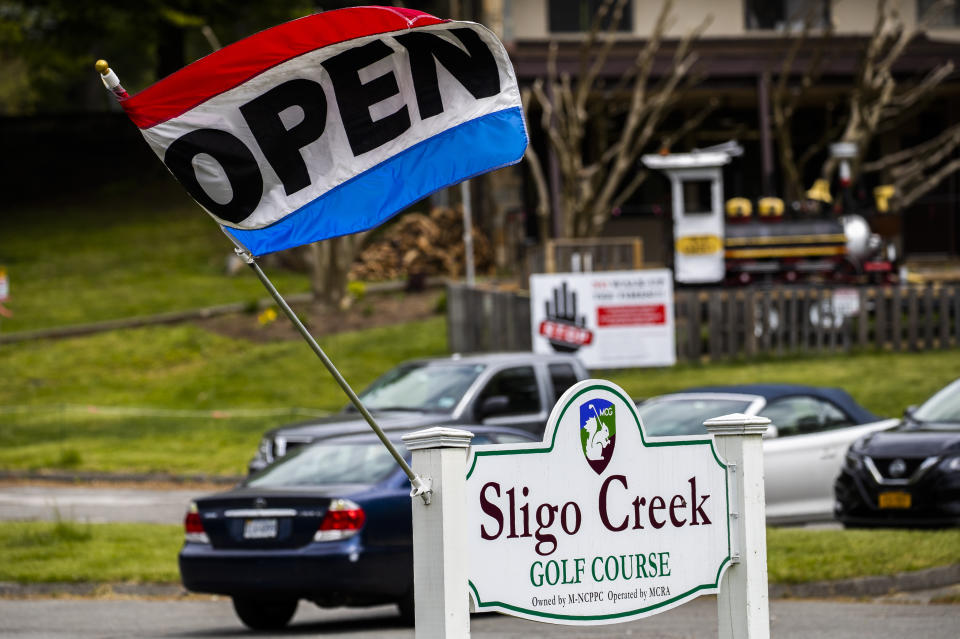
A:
401,426,474,450
95,59,110,75
703,413,770,436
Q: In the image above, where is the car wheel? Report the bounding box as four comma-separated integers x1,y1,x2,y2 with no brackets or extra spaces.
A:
397,591,415,626
231,596,298,630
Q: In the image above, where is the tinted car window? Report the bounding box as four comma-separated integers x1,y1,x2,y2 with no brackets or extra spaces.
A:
247,443,402,487
759,396,851,437
913,379,960,426
637,398,754,436
549,363,580,404
477,366,541,417
358,363,485,412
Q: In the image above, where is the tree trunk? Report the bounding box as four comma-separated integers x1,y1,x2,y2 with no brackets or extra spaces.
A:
309,234,367,311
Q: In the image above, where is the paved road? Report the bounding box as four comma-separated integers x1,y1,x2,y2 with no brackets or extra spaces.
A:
0,483,211,524
1,596,958,638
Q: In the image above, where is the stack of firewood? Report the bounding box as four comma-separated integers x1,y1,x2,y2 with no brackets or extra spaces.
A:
349,206,492,281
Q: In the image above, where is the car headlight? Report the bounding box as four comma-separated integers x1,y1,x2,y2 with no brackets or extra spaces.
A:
843,450,863,472
940,456,960,473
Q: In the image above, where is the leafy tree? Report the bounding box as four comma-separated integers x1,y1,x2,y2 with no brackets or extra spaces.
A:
0,0,314,114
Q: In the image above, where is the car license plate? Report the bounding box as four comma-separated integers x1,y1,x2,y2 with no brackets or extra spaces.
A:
878,491,911,509
243,518,278,539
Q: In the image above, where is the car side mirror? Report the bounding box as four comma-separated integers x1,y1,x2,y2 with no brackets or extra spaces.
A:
762,424,778,439
478,395,510,420
903,405,918,420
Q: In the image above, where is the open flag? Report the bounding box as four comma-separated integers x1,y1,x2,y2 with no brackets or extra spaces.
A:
118,6,527,256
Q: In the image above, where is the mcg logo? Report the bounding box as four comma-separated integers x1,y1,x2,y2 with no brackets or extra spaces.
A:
580,399,616,475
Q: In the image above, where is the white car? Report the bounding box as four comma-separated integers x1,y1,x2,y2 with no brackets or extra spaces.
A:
635,385,897,524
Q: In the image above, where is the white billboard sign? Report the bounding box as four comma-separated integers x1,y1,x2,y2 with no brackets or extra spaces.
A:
466,379,731,625
530,270,675,369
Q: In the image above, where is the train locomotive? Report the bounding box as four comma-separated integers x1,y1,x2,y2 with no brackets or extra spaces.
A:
642,143,897,286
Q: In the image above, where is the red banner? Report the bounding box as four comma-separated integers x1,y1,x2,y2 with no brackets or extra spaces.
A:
597,304,666,327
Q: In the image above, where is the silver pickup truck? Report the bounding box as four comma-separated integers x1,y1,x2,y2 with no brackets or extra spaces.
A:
248,352,590,473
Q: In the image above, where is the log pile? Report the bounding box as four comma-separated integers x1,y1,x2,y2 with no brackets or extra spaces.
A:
349,206,492,281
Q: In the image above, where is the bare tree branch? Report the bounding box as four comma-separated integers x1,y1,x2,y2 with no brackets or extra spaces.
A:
862,122,960,174
770,0,833,200
522,88,552,241
896,158,960,210
524,0,711,238
822,0,955,183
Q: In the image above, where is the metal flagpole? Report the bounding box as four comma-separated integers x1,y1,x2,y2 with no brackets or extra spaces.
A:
94,59,431,504
233,248,431,503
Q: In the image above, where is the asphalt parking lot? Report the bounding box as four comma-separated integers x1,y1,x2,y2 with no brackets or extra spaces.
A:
0,482,205,524
3,594,960,638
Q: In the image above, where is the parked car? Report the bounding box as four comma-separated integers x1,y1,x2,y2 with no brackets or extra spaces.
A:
834,378,960,528
248,352,589,473
634,384,897,524
180,425,537,630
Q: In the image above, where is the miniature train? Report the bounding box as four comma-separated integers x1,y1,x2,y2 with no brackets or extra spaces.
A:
642,143,897,286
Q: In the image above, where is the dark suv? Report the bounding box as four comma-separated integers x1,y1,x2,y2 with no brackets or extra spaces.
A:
835,378,960,527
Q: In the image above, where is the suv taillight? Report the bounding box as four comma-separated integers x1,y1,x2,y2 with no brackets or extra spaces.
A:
184,502,210,544
314,498,365,542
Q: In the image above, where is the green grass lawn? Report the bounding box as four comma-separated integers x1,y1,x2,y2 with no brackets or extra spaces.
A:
1,180,310,334
0,318,448,475
767,527,960,583
0,321,956,475
0,521,955,585
0,521,182,583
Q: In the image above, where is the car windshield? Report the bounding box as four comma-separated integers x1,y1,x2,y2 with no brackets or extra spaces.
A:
911,379,960,428
247,443,402,487
637,397,754,436
357,363,486,413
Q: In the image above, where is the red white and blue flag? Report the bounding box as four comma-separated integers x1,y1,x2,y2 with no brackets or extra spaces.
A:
119,6,527,256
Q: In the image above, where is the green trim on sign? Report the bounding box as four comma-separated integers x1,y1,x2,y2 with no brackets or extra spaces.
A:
469,568,729,621
465,380,734,622
466,383,727,480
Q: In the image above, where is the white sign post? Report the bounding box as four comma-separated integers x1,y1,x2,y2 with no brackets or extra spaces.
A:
403,427,475,639
404,383,771,636
705,414,771,639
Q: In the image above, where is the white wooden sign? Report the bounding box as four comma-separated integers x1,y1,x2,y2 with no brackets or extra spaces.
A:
465,379,731,625
529,270,676,369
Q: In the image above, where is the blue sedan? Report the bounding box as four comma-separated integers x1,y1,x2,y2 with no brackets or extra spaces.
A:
178,425,535,630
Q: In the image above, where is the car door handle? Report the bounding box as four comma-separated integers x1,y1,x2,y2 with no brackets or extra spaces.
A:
820,448,838,460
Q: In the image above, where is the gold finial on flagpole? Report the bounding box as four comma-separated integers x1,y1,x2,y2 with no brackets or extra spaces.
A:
95,58,129,100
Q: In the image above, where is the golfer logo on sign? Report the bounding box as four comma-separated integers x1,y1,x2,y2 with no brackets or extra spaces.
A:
580,398,616,474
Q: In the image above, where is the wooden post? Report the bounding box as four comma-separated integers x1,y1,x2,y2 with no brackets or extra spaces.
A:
858,288,869,349
705,413,771,639
689,293,702,362
908,286,919,351
725,292,736,358
954,286,960,348
709,291,723,362
876,287,887,350
745,290,757,358
939,285,950,349
402,427,474,639
893,285,902,351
